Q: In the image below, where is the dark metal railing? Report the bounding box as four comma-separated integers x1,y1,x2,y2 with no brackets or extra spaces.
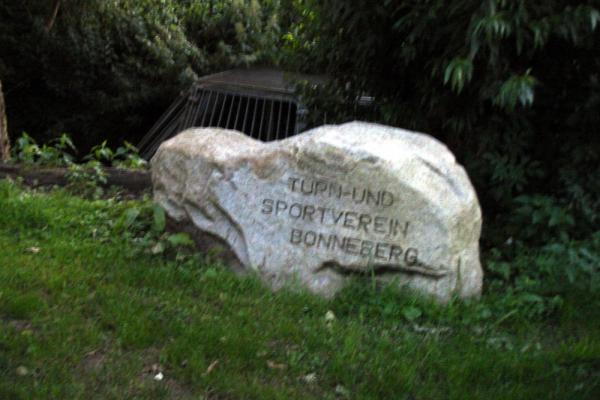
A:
138,83,303,159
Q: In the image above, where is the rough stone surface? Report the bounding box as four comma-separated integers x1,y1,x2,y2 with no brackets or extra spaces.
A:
152,122,483,301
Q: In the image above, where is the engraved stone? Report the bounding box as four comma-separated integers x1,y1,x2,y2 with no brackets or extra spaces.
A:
151,122,483,301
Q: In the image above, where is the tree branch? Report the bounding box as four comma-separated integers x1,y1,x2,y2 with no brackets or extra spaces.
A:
0,79,10,161
44,0,62,33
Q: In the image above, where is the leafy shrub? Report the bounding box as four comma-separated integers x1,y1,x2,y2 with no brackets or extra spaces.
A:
285,1,600,234
0,0,286,149
65,162,108,200
10,132,146,199
12,132,76,167
85,141,147,170
484,226,600,318
113,201,196,260
12,132,146,169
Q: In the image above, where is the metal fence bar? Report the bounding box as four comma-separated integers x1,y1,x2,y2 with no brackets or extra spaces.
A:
266,99,274,141
179,86,196,128
138,91,187,150
275,100,283,141
146,108,185,152
187,87,199,127
179,86,198,131
233,95,243,130
225,94,238,129
295,106,300,135
208,92,222,127
190,88,208,126
142,106,186,159
285,101,293,138
201,91,215,127
241,95,252,134
144,110,183,155
249,98,259,138
216,92,228,127
258,99,267,141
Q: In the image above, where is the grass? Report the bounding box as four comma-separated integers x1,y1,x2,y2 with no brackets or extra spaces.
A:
0,178,599,399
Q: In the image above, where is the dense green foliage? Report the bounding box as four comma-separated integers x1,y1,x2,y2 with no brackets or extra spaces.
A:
283,1,600,292
0,0,284,149
289,0,600,204
1,180,599,399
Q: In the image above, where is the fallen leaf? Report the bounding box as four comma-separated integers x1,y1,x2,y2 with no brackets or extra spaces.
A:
26,247,41,254
9,320,32,332
206,360,219,374
151,242,165,254
267,360,286,370
150,363,161,373
325,310,336,322
335,384,350,397
303,372,317,384
85,349,99,357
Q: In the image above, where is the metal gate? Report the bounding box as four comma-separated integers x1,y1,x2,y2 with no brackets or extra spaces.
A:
138,68,321,159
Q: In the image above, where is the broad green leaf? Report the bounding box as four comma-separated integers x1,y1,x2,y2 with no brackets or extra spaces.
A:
402,306,422,321
151,241,166,254
121,207,140,229
443,58,473,94
152,204,166,233
167,233,194,247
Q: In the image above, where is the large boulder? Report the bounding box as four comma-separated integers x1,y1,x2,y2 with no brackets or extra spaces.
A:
152,122,483,301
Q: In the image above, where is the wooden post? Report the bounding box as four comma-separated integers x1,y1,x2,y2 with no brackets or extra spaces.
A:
0,79,10,161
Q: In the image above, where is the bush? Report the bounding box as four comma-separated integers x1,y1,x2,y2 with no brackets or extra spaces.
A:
285,0,600,238
485,230,600,317
12,132,76,167
0,0,286,151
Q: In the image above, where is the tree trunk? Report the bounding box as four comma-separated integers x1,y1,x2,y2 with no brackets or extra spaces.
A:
0,79,10,161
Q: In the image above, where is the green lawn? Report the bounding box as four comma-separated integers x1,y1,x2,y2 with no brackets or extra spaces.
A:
1,179,599,399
